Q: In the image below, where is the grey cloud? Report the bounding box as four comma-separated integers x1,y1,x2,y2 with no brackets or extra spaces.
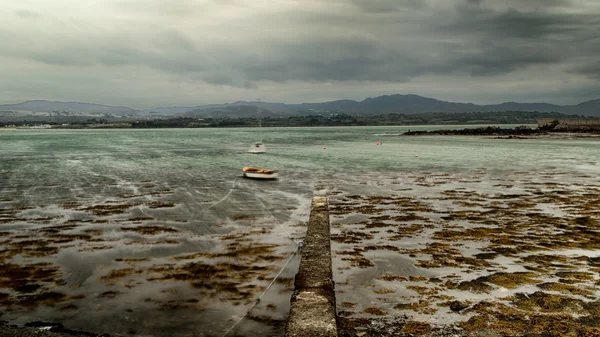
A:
25,28,198,68
572,62,600,81
31,51,94,67
2,0,600,106
449,7,598,40
464,0,576,11
111,0,241,18
151,30,197,52
15,9,42,18
450,45,563,76
20,33,421,85
350,0,425,13
434,2,600,78
16,18,599,89
238,37,403,82
20,0,598,86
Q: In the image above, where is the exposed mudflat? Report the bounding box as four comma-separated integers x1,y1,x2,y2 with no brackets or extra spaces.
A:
2,127,600,336
328,169,600,337
0,177,311,337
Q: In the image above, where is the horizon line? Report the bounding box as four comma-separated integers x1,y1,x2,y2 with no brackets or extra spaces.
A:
0,94,597,111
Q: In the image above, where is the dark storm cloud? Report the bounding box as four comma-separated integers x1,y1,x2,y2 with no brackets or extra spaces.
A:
443,44,563,76
22,32,421,86
236,36,416,82
435,1,600,79
450,3,599,40
573,62,600,81
12,0,600,87
2,0,600,106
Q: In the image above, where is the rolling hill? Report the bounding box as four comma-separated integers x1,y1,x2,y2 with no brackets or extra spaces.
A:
2,95,599,117
0,100,138,115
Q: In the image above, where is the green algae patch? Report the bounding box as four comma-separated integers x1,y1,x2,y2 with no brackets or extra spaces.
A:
537,282,595,297
485,272,540,288
406,285,438,296
146,201,175,208
402,321,431,335
81,203,133,216
454,272,539,293
331,230,374,244
455,279,494,294
0,262,62,292
510,291,585,313
364,307,387,316
341,256,374,268
555,271,595,282
121,225,178,235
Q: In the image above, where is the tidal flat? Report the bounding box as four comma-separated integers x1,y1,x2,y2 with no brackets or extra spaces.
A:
2,127,600,336
0,176,311,337
328,169,600,337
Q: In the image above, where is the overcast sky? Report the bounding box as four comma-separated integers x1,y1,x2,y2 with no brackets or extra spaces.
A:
1,0,599,108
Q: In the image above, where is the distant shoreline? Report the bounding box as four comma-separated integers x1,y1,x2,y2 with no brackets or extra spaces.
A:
402,126,600,137
2,124,599,136
0,111,585,128
1,124,536,130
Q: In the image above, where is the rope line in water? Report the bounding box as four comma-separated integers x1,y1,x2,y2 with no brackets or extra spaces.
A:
257,247,299,302
254,195,300,246
220,185,304,337
205,177,238,211
220,247,299,337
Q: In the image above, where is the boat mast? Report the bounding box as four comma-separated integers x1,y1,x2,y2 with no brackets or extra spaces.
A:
259,114,262,143
257,99,263,143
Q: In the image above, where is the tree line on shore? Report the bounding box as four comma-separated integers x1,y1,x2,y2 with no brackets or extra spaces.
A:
0,111,577,129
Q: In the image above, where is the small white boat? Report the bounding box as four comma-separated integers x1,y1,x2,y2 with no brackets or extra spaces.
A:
248,142,266,153
248,109,266,153
242,166,278,180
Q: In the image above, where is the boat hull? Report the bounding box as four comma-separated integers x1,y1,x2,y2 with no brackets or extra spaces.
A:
242,166,278,180
243,171,278,180
248,143,266,153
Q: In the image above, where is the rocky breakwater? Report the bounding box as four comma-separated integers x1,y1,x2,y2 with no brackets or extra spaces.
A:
403,126,540,137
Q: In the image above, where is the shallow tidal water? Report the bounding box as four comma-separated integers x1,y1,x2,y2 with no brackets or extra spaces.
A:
1,126,599,336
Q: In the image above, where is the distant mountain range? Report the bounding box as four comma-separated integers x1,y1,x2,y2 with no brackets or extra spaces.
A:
0,100,137,115
1,95,599,117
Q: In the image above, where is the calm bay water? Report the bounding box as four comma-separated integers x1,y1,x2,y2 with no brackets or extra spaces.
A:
1,126,599,336
2,125,598,182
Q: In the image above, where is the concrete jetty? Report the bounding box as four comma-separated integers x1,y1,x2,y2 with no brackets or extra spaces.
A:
284,197,337,337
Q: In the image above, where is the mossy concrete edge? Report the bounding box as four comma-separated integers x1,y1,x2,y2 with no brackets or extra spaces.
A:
284,196,337,337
